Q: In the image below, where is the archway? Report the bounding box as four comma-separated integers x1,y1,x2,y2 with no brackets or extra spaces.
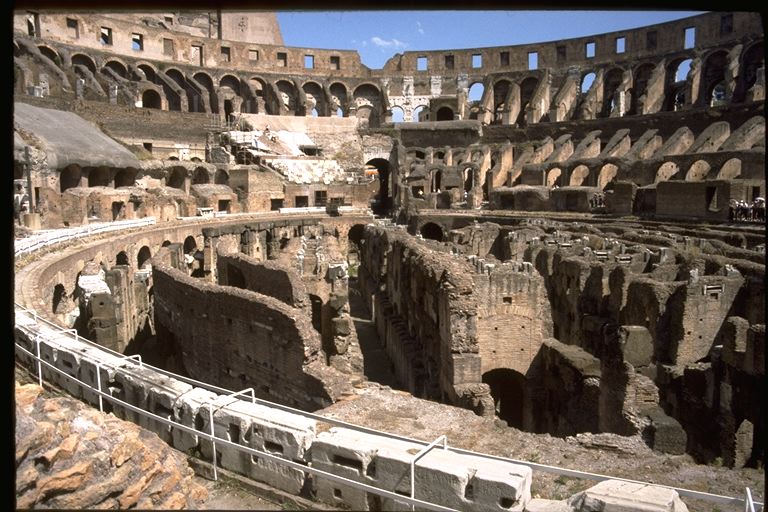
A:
483,368,526,428
366,158,391,215
71,54,97,74
517,77,538,125
436,106,454,121
581,72,596,94
60,164,82,192
597,164,618,190
137,246,152,269
391,106,404,123
142,89,161,109
116,251,129,266
183,236,197,254
114,168,136,188
88,167,110,187
38,45,60,65
655,162,681,183
547,168,562,187
137,63,157,82
412,105,427,122
420,222,444,242
685,160,711,181
104,60,127,78
569,165,590,186
716,158,742,180
191,167,209,185
167,167,186,189
214,169,229,185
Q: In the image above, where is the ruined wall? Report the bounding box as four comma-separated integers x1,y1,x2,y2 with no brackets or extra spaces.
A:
216,252,309,309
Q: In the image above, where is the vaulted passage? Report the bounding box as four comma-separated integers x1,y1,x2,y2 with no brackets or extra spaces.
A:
483,368,526,428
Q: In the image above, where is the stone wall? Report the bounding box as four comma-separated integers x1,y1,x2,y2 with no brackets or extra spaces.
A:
217,252,309,309
152,262,349,411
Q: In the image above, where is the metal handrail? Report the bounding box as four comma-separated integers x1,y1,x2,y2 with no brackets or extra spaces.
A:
15,342,456,512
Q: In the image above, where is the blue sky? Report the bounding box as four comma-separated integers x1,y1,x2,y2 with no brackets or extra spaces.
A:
278,11,704,69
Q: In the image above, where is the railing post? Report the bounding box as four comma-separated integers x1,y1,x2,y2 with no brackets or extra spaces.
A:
96,362,103,413
209,404,218,481
34,335,43,387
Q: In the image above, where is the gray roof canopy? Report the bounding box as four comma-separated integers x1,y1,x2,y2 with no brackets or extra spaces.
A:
14,102,139,170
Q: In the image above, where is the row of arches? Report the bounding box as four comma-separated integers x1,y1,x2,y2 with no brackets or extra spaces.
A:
541,157,744,190
58,165,230,193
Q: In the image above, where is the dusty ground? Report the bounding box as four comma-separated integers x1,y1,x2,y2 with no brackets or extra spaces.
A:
318,383,764,511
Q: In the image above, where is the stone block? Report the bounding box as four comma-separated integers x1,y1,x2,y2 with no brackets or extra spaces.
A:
568,480,689,511
525,498,573,512
620,326,653,368
171,387,219,453
642,406,687,455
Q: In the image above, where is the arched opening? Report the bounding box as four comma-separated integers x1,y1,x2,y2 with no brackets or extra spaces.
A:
167,167,186,189
685,160,711,181
219,74,241,96
60,164,82,192
483,169,493,201
191,167,209,185
114,168,136,188
655,162,681,183
38,45,60,65
547,168,562,187
436,106,454,121
710,81,727,107
467,82,485,120
137,246,152,269
71,54,96,74
183,236,197,254
601,68,624,117
737,42,764,101
701,51,727,107
675,59,693,83
431,169,443,193
597,164,618,191
330,82,348,118
309,294,323,333
167,68,198,112
162,240,172,247
391,106,404,123
353,83,382,127
463,166,475,192
88,167,111,187
226,264,246,289
569,165,590,186
420,222,444,242
116,251,129,266
630,63,655,115
52,284,68,314
214,169,229,185
104,60,127,78
347,224,366,267
412,105,427,122
492,79,512,124
483,368,526,428
141,89,162,109
303,81,325,117
276,80,298,114
716,158,742,180
581,72,596,94
137,64,156,82
193,72,217,113
366,158,391,215
516,77,539,125
223,99,234,120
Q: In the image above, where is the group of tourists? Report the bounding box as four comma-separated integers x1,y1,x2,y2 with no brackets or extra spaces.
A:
730,197,765,223
589,192,606,209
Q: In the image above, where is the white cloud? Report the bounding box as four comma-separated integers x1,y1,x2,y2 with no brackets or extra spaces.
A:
416,21,424,35
370,36,407,50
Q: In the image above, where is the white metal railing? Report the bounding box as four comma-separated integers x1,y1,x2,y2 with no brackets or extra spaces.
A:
13,342,456,512
13,304,764,511
14,217,156,257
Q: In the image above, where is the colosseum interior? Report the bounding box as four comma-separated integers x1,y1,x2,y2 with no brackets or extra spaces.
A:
13,9,765,511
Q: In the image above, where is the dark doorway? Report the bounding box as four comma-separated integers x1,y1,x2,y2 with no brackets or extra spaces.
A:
420,222,444,242
483,368,526,428
365,158,391,215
